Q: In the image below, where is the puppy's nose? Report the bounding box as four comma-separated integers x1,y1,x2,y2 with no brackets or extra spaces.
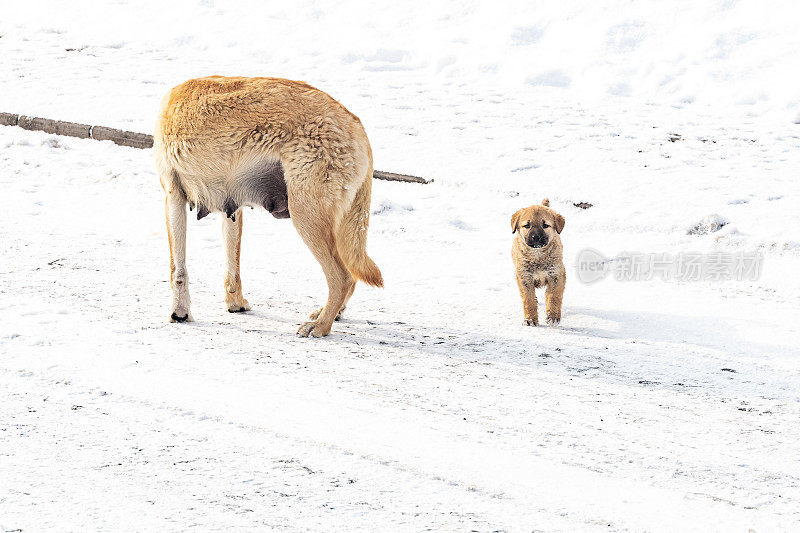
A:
527,234,547,247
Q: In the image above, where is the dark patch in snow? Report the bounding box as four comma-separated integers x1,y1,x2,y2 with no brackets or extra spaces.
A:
688,214,728,235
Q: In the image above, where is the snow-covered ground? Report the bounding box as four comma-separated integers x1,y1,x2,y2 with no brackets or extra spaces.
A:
2,1,800,531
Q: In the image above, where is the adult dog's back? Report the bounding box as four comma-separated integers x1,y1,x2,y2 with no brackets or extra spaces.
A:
154,76,382,337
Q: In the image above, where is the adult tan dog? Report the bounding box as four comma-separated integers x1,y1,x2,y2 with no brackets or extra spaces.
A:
154,76,383,337
511,199,565,326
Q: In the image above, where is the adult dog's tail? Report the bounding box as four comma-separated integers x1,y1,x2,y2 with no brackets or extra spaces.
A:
335,167,383,287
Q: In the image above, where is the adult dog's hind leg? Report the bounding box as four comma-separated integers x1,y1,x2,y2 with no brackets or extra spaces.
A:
165,189,193,322
291,201,354,338
308,281,355,321
223,208,250,313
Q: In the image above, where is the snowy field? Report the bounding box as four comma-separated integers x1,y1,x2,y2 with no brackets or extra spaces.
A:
2,1,800,531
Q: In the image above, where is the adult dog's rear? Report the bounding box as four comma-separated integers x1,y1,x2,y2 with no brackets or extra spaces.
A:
154,76,383,337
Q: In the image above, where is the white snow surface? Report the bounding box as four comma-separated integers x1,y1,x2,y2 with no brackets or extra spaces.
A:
2,1,800,531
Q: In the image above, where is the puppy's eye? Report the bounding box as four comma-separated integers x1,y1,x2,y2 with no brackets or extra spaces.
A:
542,221,550,228
522,222,531,228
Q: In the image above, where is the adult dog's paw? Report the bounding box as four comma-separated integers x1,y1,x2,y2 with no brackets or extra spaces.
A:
297,321,332,338
309,306,345,321
297,321,315,337
169,311,194,323
227,298,251,313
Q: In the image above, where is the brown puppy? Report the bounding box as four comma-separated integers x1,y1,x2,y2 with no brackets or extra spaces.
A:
511,199,566,326
154,76,383,337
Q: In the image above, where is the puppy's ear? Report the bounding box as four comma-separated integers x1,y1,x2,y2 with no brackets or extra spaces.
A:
511,209,523,234
553,211,565,234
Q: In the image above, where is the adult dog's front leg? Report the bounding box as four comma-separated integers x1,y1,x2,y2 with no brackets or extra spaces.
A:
222,208,250,313
165,189,193,322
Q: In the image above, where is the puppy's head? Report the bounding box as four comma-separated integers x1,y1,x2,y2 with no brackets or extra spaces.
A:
511,198,565,248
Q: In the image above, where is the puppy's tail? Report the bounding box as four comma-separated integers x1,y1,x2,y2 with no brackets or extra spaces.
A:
542,198,550,207
335,165,384,288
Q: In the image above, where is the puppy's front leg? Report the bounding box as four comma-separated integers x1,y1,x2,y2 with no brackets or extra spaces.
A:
545,276,565,325
516,274,539,326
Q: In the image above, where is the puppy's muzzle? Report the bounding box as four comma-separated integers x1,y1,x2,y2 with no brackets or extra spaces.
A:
526,233,548,248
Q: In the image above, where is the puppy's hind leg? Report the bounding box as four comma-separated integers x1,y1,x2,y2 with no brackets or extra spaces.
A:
165,187,193,322
222,208,251,313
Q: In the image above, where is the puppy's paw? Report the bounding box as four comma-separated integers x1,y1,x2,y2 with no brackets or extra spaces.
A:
523,319,538,327
547,316,561,326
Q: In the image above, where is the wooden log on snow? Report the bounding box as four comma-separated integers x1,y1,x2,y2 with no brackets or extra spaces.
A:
373,170,430,184
91,126,154,149
18,115,91,138
0,111,431,184
0,112,19,126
